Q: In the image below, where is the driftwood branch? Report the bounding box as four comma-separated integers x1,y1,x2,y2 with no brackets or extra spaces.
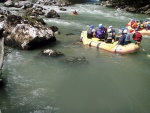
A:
0,37,4,76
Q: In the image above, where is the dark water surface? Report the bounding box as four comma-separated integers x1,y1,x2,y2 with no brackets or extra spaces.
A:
0,3,150,113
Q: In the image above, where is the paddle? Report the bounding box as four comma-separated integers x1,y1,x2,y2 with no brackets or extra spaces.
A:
126,23,130,27
140,45,150,57
129,29,134,33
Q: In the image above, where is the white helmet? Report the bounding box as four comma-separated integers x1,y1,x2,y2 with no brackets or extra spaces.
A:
109,26,112,28
107,28,111,33
123,29,127,34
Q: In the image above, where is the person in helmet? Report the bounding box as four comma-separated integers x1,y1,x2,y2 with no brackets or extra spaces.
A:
143,19,149,30
105,28,113,43
73,10,78,15
99,24,107,34
138,20,144,30
95,25,105,40
117,27,127,45
123,29,131,45
121,27,126,33
146,22,150,30
108,26,116,40
115,27,125,41
132,28,142,45
131,18,136,28
87,25,95,38
132,21,138,29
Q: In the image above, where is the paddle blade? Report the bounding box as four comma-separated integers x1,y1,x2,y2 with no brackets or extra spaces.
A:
129,29,134,33
126,23,130,27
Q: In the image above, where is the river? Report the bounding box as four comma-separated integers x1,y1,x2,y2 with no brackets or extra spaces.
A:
0,2,150,113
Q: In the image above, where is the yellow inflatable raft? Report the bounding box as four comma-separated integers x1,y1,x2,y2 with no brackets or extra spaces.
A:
126,22,150,36
80,31,140,54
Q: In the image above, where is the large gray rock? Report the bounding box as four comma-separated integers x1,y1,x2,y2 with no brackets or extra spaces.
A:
0,13,56,50
0,7,10,16
26,6,45,16
4,0,14,7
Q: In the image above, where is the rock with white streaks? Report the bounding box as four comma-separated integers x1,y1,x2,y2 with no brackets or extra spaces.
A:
0,9,57,50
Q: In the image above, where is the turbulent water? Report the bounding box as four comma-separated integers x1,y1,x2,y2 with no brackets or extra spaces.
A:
0,2,150,113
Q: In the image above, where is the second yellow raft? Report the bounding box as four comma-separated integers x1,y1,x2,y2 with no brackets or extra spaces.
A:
126,22,150,36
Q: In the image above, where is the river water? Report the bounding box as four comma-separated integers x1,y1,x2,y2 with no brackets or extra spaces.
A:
0,2,150,113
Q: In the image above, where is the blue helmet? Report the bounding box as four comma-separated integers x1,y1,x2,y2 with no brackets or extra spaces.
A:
121,27,125,30
90,25,94,28
99,25,103,29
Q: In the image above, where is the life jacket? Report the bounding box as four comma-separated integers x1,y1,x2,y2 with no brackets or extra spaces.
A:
119,34,126,45
143,22,147,27
132,22,138,29
107,32,113,39
96,29,104,39
139,23,144,30
131,21,135,27
87,28,94,38
147,23,150,29
133,32,142,41
125,34,130,41
87,28,92,34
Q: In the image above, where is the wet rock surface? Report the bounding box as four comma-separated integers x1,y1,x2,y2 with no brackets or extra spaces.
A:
0,10,56,50
65,57,88,64
42,49,63,57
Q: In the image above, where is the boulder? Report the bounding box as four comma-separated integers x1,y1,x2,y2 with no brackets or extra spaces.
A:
45,9,60,18
4,0,14,7
42,49,63,57
59,8,67,11
66,57,88,64
26,6,45,16
0,13,56,50
0,7,10,16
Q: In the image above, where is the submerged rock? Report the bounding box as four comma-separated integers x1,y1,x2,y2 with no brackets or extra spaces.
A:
66,57,88,64
65,33,75,36
42,49,63,57
59,8,67,11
